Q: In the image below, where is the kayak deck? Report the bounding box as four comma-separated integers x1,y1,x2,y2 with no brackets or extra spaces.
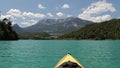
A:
55,53,84,68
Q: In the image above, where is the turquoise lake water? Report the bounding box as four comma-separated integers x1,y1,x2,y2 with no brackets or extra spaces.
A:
0,40,120,68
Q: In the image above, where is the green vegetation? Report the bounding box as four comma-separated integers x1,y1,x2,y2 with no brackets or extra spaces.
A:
60,19,120,40
19,32,50,40
0,18,18,40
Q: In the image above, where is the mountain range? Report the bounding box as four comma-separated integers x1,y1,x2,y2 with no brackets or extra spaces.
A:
13,17,93,35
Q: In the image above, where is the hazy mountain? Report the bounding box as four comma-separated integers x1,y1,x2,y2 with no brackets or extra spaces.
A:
23,17,93,34
12,24,26,34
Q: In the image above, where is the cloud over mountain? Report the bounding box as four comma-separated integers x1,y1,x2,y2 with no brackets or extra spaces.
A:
23,12,46,18
21,20,37,27
7,9,22,17
1,9,46,27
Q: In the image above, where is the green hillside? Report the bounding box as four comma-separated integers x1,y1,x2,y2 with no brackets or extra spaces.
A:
19,32,50,40
0,18,18,40
60,19,120,40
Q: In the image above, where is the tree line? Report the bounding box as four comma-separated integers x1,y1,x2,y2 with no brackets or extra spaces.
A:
60,19,120,40
0,18,18,40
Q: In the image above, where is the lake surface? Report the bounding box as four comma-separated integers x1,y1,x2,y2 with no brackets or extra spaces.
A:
0,40,120,68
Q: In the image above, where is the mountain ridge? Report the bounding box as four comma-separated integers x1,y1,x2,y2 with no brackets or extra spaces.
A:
22,17,93,34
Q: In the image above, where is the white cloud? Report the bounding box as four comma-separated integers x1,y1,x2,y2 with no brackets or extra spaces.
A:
21,21,31,27
38,4,45,9
12,22,16,25
56,12,64,17
21,20,37,27
3,9,46,27
21,12,46,27
47,13,53,17
30,20,38,25
78,0,116,22
1,14,17,21
23,12,46,18
91,15,111,22
7,9,22,17
67,14,72,17
1,14,17,25
62,4,70,9
1,15,12,19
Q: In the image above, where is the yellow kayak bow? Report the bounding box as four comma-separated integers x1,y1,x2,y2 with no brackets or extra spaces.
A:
55,53,84,68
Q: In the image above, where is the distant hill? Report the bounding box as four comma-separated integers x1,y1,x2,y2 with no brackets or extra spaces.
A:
12,24,27,34
12,24,50,39
0,19,18,40
23,17,93,34
60,19,120,40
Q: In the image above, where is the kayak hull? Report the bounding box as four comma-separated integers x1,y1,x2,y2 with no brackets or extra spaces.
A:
55,53,84,68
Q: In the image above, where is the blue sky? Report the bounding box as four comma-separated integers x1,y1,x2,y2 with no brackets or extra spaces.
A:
0,0,119,27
